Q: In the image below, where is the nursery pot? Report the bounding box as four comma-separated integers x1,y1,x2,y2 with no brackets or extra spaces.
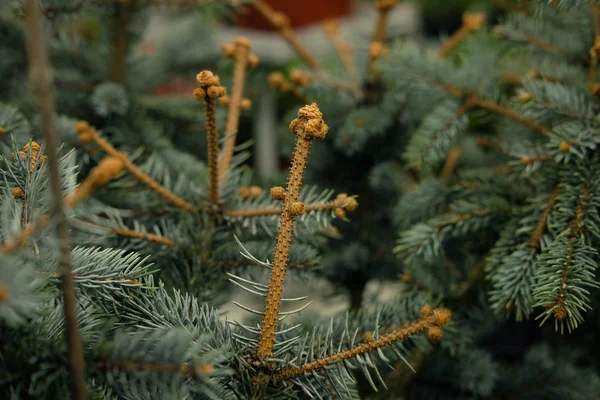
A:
236,0,354,31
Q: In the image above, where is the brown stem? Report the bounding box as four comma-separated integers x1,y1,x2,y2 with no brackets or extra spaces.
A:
219,38,252,183
466,95,550,133
438,12,486,58
323,19,356,82
273,305,451,382
77,125,197,210
529,187,560,249
225,193,357,219
251,0,321,69
93,359,214,377
368,0,398,78
256,104,329,360
80,221,177,248
439,146,461,177
23,1,87,399
205,97,220,206
108,1,132,83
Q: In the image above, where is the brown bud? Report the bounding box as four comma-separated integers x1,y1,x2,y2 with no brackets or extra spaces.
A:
219,95,231,106
290,69,313,85
364,331,374,342
235,36,251,48
419,304,432,319
272,12,290,28
221,43,235,57
427,326,444,340
193,87,206,101
270,186,286,201
0,284,9,302
198,363,215,375
559,141,570,152
240,98,252,110
462,12,486,31
207,86,226,99
401,273,411,283
249,186,263,198
196,70,218,87
335,208,346,218
520,156,532,166
345,197,358,212
12,187,25,199
518,92,532,102
268,72,286,90
0,127,7,136
553,304,567,320
247,53,259,68
433,308,452,327
78,131,94,144
90,156,124,187
290,201,305,216
75,121,90,133
355,119,366,127
239,186,250,198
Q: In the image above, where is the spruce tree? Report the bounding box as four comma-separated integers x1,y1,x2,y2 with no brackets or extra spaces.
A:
1,1,452,399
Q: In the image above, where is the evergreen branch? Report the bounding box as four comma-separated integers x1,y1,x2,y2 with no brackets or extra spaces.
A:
250,0,321,69
23,0,87,398
93,359,214,378
194,71,226,208
288,69,360,95
465,95,550,133
323,19,356,82
493,26,570,54
75,122,197,210
107,1,132,84
0,157,124,253
589,35,600,93
219,38,257,184
437,12,486,58
213,259,317,270
225,193,357,219
529,186,560,249
273,305,451,381
384,55,550,133
80,221,177,248
368,0,398,78
256,104,329,360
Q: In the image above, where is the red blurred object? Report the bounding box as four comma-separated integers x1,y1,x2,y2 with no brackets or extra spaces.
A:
153,77,197,97
236,0,354,31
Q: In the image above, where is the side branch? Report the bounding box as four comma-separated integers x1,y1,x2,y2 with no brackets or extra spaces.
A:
81,222,177,248
437,12,486,58
529,187,560,249
219,38,259,182
323,19,356,82
76,122,197,210
194,71,226,207
225,193,358,219
251,0,321,69
273,305,451,382
368,0,398,78
23,1,87,398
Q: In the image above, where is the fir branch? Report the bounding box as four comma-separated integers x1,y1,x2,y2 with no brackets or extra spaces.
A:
256,104,329,360
529,186,560,249
75,122,197,210
368,0,398,78
465,95,550,133
80,221,177,248
93,359,214,378
219,38,257,183
288,69,360,95
437,12,486,58
225,193,357,219
250,0,321,69
493,26,569,54
23,0,87,398
323,19,356,82
194,70,226,208
273,305,451,381
0,156,123,253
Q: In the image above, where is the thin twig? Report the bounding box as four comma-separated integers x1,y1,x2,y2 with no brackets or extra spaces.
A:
437,12,486,58
108,1,132,83
323,19,356,82
250,0,321,69
23,1,87,398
